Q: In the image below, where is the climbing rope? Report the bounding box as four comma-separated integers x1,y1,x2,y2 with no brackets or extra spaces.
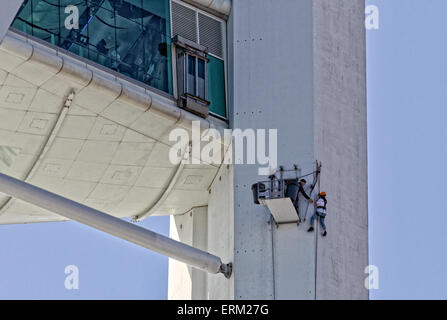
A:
299,171,318,180
303,161,322,222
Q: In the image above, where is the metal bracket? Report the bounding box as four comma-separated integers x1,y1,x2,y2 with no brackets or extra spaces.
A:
274,219,301,228
220,262,233,279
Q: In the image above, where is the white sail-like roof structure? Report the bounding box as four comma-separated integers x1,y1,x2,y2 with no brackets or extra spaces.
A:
0,30,228,224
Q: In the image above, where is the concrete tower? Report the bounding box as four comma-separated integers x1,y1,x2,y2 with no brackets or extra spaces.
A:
0,0,367,300
169,0,368,300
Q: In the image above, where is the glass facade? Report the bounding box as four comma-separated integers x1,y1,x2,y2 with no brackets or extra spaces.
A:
12,0,172,94
11,0,227,118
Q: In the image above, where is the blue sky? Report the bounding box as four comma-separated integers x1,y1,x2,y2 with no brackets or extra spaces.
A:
0,216,169,299
1,0,446,300
367,0,447,299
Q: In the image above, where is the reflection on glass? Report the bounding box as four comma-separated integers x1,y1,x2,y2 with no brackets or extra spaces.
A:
187,54,195,96
197,58,205,100
12,0,172,94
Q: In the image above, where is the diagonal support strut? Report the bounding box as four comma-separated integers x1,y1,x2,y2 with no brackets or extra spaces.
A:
0,172,232,278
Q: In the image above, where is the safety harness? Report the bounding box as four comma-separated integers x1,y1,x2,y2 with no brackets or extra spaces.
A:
316,197,327,217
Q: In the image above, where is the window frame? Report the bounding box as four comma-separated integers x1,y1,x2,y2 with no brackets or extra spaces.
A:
184,52,207,100
173,35,210,107
170,0,227,120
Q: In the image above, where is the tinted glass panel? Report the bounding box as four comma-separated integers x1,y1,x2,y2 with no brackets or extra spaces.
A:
187,54,195,95
207,55,226,118
12,0,172,94
197,58,205,100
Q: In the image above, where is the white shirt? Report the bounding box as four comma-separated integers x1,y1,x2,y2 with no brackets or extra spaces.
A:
316,198,326,214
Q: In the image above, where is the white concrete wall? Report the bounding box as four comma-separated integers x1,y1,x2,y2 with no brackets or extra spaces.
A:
229,0,316,300
168,213,193,299
168,158,234,300
0,0,23,43
168,207,209,300
192,207,208,300
170,0,368,300
207,163,234,299
226,0,368,300
313,0,369,300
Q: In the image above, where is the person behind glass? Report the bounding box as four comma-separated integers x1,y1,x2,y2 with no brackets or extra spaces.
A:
96,39,108,55
308,192,328,236
96,39,109,65
108,45,121,69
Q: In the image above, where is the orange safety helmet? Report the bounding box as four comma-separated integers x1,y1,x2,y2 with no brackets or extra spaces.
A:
319,192,327,196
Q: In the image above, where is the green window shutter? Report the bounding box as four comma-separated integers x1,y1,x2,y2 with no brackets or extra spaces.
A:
207,55,226,118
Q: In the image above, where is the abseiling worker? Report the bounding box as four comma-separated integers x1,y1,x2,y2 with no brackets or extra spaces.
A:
307,192,328,237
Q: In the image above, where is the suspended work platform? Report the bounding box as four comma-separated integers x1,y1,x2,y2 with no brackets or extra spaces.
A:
260,197,299,225
252,163,321,226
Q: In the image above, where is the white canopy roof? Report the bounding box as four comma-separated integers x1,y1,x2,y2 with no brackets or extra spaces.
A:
0,30,228,224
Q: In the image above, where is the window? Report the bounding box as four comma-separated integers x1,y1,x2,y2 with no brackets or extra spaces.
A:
174,36,210,118
12,0,173,94
170,0,226,118
197,58,206,100
182,53,206,99
187,54,196,96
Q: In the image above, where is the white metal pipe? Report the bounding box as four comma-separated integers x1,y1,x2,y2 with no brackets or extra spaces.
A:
0,172,232,277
